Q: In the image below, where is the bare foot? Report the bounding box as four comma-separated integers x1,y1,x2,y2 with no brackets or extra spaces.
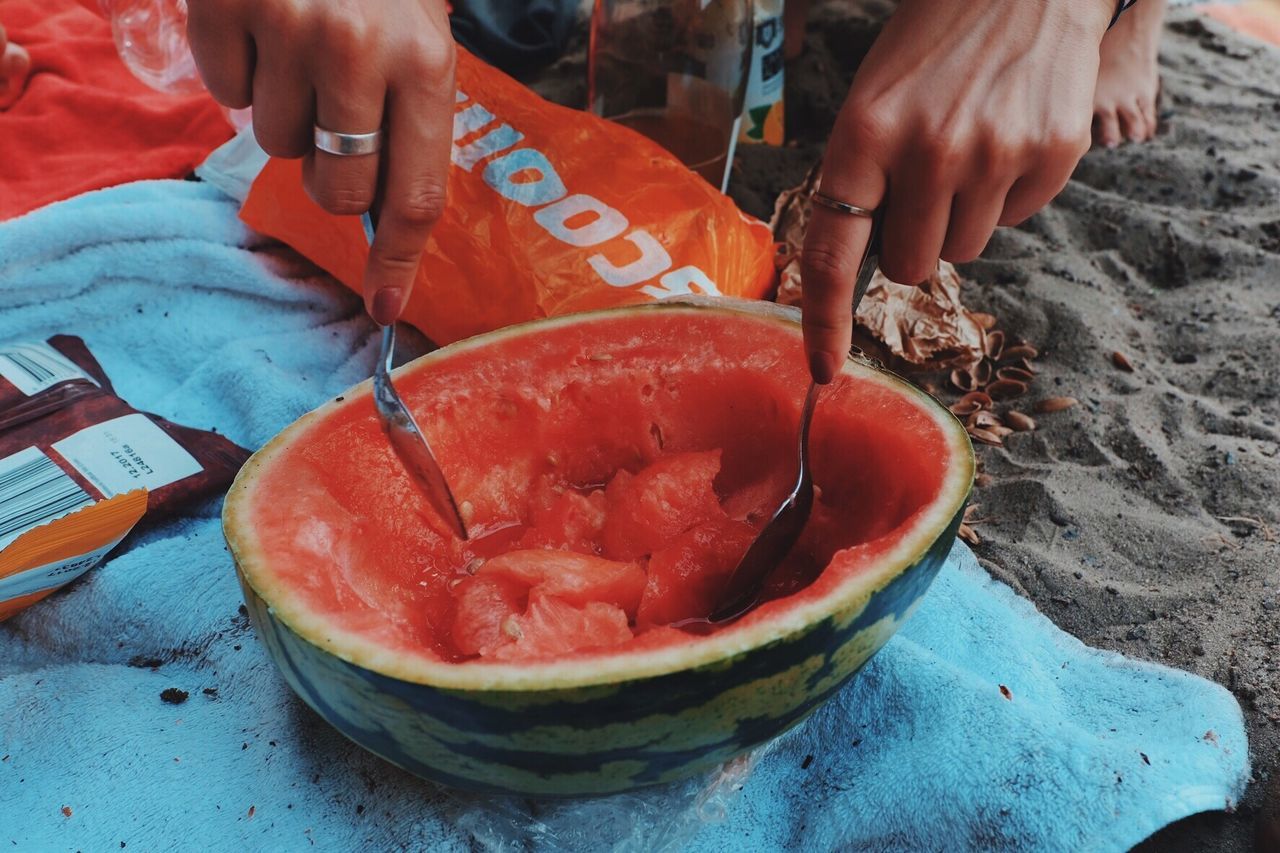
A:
0,24,32,111
1092,0,1166,148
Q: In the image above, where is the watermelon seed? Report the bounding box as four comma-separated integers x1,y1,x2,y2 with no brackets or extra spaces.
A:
999,685,1012,700
801,754,814,769
501,616,524,640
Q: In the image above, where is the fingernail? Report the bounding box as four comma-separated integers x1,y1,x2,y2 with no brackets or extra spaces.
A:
808,350,840,385
1105,138,1119,149
371,288,403,326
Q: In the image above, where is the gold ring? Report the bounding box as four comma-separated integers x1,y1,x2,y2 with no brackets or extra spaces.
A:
812,192,875,218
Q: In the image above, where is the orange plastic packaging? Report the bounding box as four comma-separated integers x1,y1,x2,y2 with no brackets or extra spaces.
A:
241,49,777,346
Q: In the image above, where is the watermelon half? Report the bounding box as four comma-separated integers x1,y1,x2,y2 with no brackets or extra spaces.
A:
223,299,973,796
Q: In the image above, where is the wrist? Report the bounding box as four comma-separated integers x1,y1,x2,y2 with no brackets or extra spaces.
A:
1060,0,1119,44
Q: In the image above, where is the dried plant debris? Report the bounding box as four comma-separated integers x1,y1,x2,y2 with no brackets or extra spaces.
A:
768,165,1082,466
958,504,985,545
771,165,986,368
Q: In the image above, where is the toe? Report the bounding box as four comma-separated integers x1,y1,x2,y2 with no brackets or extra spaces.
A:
1137,98,1158,140
1117,104,1148,144
1093,107,1123,149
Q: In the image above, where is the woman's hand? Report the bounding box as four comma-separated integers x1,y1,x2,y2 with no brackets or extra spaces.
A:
802,0,1114,383
187,0,456,325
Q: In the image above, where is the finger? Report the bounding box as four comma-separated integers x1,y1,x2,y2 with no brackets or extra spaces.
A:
1000,157,1078,227
1093,109,1121,149
250,41,313,158
800,157,886,384
364,48,456,325
940,179,1013,264
302,64,386,216
877,156,952,286
186,6,255,109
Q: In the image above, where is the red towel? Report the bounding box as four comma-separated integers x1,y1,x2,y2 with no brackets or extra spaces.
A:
0,0,232,220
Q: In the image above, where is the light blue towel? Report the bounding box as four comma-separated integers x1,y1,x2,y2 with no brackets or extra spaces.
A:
0,181,1250,852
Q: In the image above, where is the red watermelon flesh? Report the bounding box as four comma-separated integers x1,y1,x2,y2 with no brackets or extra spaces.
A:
638,518,759,628
450,575,527,657
448,450,762,661
601,450,727,560
476,549,646,617
487,591,634,662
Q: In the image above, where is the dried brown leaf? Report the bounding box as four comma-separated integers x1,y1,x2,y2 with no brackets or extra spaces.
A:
986,378,1028,400
986,424,1015,439
974,473,994,488
959,523,982,545
771,167,987,368
1005,411,1037,431
1034,396,1079,414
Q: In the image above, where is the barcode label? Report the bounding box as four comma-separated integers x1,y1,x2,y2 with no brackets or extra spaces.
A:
0,447,95,551
53,414,201,498
0,342,97,396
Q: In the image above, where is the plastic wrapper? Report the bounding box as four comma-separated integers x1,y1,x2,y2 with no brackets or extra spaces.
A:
445,745,770,851
771,165,987,369
95,0,251,128
95,0,204,94
0,335,250,620
241,48,778,347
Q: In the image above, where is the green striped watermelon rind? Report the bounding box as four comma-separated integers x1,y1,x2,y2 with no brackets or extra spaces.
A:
225,298,973,796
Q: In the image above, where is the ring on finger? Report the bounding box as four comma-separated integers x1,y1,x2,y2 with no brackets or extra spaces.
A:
314,126,384,157
812,191,876,218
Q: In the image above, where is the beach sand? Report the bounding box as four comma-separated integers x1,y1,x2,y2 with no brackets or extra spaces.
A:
531,2,1279,848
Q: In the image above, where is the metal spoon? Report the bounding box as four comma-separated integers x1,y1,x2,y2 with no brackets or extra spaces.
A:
363,212,469,541
708,213,882,623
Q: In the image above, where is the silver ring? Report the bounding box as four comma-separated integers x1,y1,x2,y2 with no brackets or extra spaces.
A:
314,126,383,156
812,191,875,218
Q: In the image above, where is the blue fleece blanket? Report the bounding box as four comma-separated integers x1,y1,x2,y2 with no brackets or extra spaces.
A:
0,180,1250,852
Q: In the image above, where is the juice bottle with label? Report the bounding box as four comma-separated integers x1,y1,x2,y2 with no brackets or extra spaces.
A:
589,0,753,193
739,0,784,145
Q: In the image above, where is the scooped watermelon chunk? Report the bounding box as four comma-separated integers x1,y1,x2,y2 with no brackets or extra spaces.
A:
637,518,758,627
477,549,646,618
450,575,526,656
519,478,608,553
602,450,726,560
488,591,633,661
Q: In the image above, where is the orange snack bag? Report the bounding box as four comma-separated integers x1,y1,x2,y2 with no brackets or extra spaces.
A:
241,49,776,346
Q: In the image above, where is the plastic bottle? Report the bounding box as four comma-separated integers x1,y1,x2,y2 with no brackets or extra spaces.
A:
589,0,754,193
96,0,250,128
738,0,784,145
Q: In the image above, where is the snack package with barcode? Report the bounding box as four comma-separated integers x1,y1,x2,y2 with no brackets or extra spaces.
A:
0,335,249,620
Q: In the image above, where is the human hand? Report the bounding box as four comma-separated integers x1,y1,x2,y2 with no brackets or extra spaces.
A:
0,24,32,111
187,0,456,325
801,0,1113,383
